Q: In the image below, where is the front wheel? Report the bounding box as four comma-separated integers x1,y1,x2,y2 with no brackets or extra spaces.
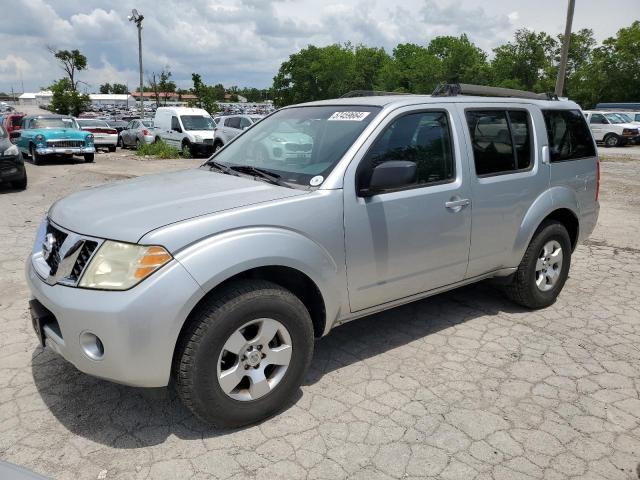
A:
108,145,116,153
504,220,571,309
83,153,94,163
174,280,314,427
604,133,622,148
30,145,41,165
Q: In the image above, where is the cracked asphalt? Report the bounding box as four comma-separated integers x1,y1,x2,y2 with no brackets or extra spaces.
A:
1,148,640,480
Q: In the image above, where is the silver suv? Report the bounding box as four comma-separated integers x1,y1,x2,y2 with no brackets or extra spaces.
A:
26,86,599,427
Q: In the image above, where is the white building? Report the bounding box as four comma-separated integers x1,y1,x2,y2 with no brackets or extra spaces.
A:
89,94,135,106
19,91,53,106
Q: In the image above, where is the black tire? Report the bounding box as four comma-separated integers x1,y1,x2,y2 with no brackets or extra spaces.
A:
174,279,314,427
117,136,123,148
83,153,95,163
214,141,223,153
136,138,141,149
603,133,622,148
108,145,116,152
181,140,192,157
30,144,40,165
155,136,162,144
504,220,571,309
12,174,27,190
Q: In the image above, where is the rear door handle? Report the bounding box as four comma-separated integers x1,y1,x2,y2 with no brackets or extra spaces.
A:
445,198,471,210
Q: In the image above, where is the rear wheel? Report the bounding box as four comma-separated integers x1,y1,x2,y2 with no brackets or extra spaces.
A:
136,138,141,149
504,220,571,309
12,173,27,190
603,133,622,147
83,153,94,163
108,145,116,152
214,142,223,153
174,280,314,427
155,136,162,144
181,141,192,157
117,136,123,148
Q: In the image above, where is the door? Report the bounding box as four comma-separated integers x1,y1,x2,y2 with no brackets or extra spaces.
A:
588,113,608,141
123,121,135,145
169,116,182,147
460,105,548,277
344,107,472,312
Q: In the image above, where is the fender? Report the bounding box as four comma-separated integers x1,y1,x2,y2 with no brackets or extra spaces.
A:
173,226,342,331
510,186,580,266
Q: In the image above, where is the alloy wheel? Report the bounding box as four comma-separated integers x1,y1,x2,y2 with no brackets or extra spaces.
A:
535,240,563,292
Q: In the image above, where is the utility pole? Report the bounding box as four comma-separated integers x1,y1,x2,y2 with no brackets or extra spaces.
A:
128,9,144,118
555,0,576,97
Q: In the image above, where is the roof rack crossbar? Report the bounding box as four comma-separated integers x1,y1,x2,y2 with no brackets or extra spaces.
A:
432,83,558,101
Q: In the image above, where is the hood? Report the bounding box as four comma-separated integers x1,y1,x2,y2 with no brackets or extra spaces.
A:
49,168,307,243
31,128,88,139
187,130,215,139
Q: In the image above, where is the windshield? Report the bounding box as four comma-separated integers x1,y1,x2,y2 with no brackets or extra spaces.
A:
31,117,77,129
604,113,627,124
616,113,633,123
181,115,214,131
208,105,380,187
78,119,109,128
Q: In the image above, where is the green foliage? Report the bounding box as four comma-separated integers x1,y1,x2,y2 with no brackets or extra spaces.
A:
99,82,111,94
100,83,129,94
135,140,186,159
50,48,87,91
49,78,91,116
190,73,221,113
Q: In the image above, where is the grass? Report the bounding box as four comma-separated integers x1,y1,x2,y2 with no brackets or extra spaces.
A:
135,140,191,159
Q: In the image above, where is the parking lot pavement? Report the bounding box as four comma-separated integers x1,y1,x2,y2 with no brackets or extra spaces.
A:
1,149,640,480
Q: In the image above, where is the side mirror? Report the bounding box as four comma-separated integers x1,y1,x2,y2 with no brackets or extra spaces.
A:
360,160,417,197
174,126,182,133
10,131,20,140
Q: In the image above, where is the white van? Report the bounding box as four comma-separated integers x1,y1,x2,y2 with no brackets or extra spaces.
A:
153,107,215,156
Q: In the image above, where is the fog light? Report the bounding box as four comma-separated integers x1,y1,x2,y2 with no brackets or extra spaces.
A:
79,331,104,360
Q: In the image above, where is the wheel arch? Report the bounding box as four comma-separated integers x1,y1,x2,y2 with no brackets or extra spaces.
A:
511,187,581,266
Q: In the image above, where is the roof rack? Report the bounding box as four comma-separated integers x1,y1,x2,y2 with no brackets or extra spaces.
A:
432,83,558,101
340,90,413,98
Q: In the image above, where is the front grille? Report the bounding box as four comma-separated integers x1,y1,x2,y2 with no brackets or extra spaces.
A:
0,158,18,170
69,241,98,281
45,223,67,275
285,143,312,152
47,140,84,148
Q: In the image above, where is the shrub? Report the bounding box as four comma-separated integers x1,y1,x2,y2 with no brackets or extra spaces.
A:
135,140,186,159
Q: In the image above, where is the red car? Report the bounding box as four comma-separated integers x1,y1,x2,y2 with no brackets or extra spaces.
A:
2,113,26,141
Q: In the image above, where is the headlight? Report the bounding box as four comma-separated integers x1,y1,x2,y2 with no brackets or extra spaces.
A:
3,144,19,156
194,135,203,142
35,134,45,142
85,134,94,144
79,241,172,290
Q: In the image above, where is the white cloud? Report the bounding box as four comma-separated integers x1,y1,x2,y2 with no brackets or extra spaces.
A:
0,0,634,94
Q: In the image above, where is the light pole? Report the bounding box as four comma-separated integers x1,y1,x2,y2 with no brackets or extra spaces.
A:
555,0,576,97
128,9,144,118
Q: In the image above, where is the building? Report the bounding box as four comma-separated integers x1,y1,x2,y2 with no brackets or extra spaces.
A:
88,94,135,106
130,92,197,106
19,91,53,106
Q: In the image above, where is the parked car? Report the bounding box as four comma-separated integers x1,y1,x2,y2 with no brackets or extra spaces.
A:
0,124,27,189
76,119,118,152
613,111,640,124
15,115,95,164
2,113,26,139
119,119,155,148
26,87,599,428
213,114,263,151
106,120,128,134
153,107,215,157
583,110,640,147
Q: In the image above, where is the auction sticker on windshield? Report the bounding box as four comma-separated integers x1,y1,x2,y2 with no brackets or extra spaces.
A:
328,111,371,121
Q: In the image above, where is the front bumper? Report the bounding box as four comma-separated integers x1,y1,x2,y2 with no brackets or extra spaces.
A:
26,257,203,387
0,154,26,182
35,146,96,155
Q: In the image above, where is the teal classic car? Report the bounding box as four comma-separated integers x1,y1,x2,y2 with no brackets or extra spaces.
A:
14,115,95,164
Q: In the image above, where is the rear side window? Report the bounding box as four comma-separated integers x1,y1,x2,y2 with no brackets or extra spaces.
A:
226,117,241,129
589,113,607,124
542,110,596,162
358,111,455,191
465,110,533,176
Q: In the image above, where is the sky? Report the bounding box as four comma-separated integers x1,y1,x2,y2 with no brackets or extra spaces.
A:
0,0,637,94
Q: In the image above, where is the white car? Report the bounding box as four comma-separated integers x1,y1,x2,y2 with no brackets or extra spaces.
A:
76,119,118,152
213,115,264,151
153,107,215,157
614,111,640,124
583,111,640,147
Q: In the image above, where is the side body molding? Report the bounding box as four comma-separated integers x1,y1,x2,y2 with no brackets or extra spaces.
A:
173,227,343,333
510,186,580,266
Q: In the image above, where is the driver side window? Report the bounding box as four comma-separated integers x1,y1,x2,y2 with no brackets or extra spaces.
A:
358,111,455,191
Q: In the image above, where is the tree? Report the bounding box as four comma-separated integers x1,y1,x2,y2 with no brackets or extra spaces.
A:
491,29,557,91
99,83,111,94
427,34,491,84
111,83,129,94
190,73,220,114
48,47,88,92
49,78,90,116
158,66,176,105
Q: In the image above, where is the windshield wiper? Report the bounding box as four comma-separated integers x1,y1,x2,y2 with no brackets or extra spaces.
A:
207,159,238,176
229,165,290,187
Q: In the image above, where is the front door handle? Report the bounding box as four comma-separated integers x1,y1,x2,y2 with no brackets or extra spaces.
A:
445,198,470,211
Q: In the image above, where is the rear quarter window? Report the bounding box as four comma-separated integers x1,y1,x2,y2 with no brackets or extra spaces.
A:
542,110,596,162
